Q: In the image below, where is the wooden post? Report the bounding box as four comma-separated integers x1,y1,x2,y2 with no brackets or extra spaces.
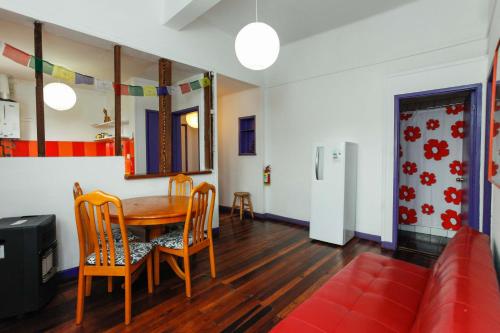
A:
204,72,212,169
114,45,122,156
159,58,172,173
34,22,45,157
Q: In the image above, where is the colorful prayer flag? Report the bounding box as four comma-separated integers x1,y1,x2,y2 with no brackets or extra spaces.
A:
75,73,94,85
199,77,211,88
167,86,179,95
180,83,191,94
128,85,143,96
3,43,31,66
156,86,168,96
95,79,113,91
113,83,130,96
28,57,54,75
143,85,157,96
53,65,76,83
189,80,201,90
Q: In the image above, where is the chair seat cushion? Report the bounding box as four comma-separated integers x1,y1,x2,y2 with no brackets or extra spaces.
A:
151,230,207,249
86,242,152,266
96,229,139,245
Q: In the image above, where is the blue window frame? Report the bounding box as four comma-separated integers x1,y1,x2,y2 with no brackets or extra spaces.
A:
239,116,256,155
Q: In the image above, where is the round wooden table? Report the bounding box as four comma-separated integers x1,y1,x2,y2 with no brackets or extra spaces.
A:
109,195,194,240
109,195,194,283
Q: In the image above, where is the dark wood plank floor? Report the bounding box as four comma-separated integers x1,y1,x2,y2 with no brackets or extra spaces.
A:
0,215,432,333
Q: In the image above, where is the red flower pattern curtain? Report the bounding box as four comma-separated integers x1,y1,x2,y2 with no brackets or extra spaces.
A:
399,104,465,237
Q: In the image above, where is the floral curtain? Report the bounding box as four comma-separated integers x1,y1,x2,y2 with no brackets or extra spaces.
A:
398,103,465,237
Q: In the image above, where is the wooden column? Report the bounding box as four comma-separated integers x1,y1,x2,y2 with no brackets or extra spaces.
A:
34,22,45,157
204,72,212,169
114,45,122,156
159,58,172,173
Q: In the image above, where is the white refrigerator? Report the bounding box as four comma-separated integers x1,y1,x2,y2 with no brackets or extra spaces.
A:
309,142,357,245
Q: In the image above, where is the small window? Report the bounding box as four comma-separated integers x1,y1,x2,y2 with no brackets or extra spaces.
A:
239,116,256,155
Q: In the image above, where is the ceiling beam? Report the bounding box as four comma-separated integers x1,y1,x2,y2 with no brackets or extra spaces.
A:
161,0,222,30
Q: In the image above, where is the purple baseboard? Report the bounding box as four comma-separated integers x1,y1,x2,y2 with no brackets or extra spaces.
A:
382,241,397,250
219,205,309,227
354,231,381,243
56,266,79,282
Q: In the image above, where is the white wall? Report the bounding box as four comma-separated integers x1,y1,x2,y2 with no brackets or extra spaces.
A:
0,157,219,271
218,87,265,213
12,79,118,141
487,0,500,273
263,0,491,239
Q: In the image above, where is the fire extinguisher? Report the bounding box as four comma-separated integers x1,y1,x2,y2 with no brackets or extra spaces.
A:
264,165,271,185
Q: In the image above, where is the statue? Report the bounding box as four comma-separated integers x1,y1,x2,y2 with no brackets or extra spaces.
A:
103,108,111,123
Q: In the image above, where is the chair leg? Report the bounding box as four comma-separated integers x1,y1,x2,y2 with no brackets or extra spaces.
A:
230,195,237,217
107,276,113,293
248,197,255,219
239,197,244,221
154,248,160,286
124,274,132,325
147,254,154,294
85,276,92,296
76,268,85,325
183,256,192,298
209,240,216,279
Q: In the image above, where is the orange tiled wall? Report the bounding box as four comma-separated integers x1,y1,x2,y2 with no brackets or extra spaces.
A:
0,139,135,174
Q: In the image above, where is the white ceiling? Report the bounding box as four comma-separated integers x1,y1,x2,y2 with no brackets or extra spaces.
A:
199,0,417,45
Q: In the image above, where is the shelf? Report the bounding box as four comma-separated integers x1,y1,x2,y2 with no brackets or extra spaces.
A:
91,120,129,129
94,136,130,142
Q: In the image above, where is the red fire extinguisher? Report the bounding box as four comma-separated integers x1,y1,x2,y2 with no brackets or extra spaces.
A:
264,165,271,185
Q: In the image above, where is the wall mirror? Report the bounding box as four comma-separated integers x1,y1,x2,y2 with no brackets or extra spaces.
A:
0,12,213,177
488,40,500,187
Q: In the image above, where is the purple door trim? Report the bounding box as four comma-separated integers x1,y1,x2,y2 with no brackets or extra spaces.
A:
483,76,494,236
389,83,483,250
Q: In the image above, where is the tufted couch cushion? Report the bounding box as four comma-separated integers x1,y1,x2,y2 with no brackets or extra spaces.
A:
271,226,500,333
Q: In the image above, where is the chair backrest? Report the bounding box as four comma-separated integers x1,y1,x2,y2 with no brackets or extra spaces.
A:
73,182,94,257
168,174,194,196
74,190,131,267
183,182,216,248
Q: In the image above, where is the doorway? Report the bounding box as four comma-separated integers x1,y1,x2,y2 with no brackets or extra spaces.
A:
393,84,482,256
172,107,200,173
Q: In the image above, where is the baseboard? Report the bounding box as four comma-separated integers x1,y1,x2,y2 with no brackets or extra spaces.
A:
381,241,397,250
219,205,309,227
56,266,79,283
354,231,381,243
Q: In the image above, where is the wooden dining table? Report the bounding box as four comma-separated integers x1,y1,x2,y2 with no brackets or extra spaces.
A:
109,195,195,282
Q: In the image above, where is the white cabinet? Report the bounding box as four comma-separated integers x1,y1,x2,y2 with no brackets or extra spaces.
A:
0,101,20,139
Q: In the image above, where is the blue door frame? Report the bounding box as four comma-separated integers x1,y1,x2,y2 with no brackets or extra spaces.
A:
146,110,159,174
172,106,199,172
389,83,483,250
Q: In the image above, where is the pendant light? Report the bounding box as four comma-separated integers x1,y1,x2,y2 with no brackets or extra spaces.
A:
235,0,280,70
43,82,77,111
186,112,198,128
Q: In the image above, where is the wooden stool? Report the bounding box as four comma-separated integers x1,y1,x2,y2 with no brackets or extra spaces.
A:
231,192,254,220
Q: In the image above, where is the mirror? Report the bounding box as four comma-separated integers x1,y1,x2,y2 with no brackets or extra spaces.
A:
489,40,500,187
0,14,212,177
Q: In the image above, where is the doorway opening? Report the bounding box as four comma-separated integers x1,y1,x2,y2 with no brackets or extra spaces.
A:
393,84,482,258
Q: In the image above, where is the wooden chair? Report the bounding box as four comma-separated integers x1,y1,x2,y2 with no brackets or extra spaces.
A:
230,192,255,220
168,174,194,196
74,190,153,325
73,183,139,296
152,182,216,297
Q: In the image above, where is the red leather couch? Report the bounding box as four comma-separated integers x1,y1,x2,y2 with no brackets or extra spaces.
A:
271,226,500,333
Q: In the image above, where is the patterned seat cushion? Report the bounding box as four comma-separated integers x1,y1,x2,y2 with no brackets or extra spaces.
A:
151,230,206,249
96,229,139,245
86,242,152,265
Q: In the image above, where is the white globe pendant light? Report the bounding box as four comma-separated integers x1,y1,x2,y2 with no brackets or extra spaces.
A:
235,0,280,70
43,82,77,111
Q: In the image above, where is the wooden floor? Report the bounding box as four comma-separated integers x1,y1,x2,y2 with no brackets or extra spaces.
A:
0,214,431,333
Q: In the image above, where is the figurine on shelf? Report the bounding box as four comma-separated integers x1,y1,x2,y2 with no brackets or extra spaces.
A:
103,108,111,123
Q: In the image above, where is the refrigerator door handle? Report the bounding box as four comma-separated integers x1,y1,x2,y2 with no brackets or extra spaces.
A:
315,148,319,180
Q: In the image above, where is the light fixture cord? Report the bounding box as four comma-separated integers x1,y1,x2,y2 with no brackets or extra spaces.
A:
256,0,258,22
